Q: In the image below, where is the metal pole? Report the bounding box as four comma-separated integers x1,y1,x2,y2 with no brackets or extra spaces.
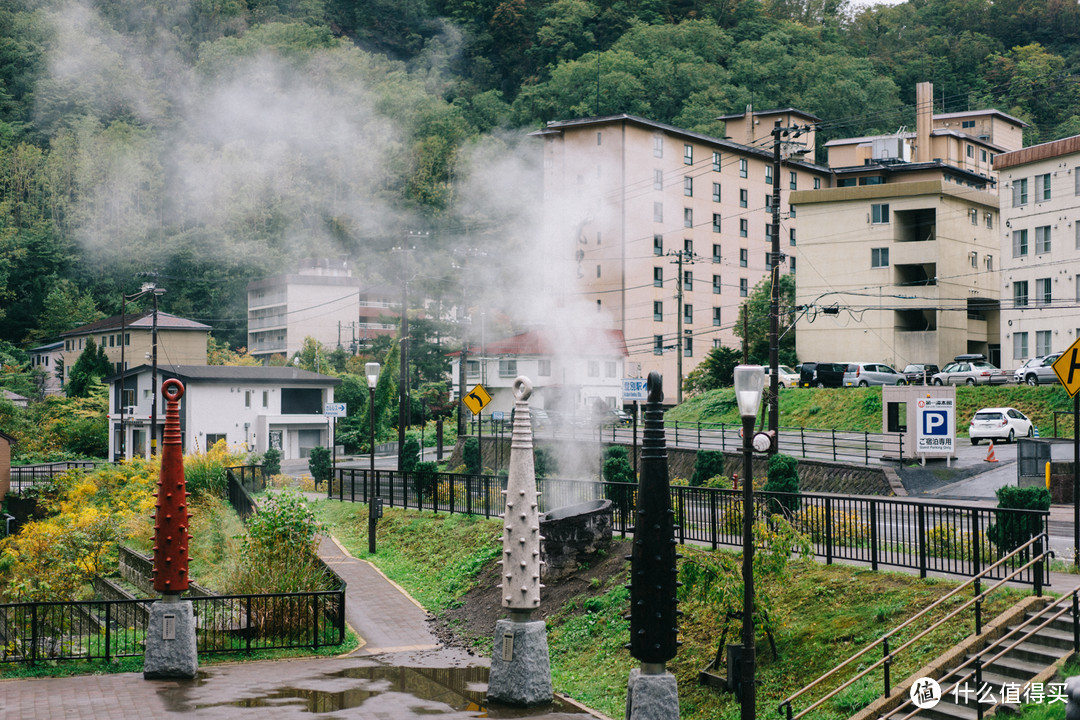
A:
1074,392,1078,568
769,121,781,447
741,413,756,720
369,385,377,554
150,289,159,456
119,294,126,461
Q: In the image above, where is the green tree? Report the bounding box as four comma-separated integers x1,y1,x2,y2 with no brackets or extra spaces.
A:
684,345,741,395
763,453,801,515
987,485,1050,554
463,436,481,475
734,274,798,367
262,447,282,476
308,446,333,489
691,450,727,487
401,436,421,472
65,338,113,398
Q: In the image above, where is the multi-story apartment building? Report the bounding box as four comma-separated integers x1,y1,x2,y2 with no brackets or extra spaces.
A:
532,111,830,402
247,260,398,362
792,82,1025,369
994,135,1080,366
60,312,210,376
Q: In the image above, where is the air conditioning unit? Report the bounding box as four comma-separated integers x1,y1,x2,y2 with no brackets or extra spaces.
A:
122,406,136,415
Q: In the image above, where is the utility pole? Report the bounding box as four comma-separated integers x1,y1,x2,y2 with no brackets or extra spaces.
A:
667,249,695,404
395,243,412,470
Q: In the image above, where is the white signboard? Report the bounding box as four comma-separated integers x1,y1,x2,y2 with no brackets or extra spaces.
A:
916,397,954,455
622,377,649,401
324,402,347,417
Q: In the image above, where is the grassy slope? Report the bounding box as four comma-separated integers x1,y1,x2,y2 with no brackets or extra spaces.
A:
669,385,1076,437
315,500,1026,720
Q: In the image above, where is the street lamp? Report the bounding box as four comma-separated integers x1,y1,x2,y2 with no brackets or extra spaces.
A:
366,362,380,554
734,364,764,720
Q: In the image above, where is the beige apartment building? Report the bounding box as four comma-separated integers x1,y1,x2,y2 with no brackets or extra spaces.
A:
61,312,210,376
792,82,1023,370
994,135,1080,365
247,260,398,362
532,111,830,402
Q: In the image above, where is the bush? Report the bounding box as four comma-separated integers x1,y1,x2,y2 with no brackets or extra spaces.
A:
401,437,421,472
988,485,1050,554
602,446,635,513
534,447,554,478
463,437,481,475
308,446,332,490
691,450,726,487
184,439,248,499
416,461,439,499
763,453,801,515
231,490,329,595
262,447,281,476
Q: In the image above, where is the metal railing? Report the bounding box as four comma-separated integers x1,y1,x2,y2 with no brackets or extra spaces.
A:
329,469,1050,587
0,590,345,664
226,465,266,521
9,461,102,493
778,533,1052,720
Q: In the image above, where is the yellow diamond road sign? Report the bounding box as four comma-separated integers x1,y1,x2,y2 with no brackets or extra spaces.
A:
462,383,492,414
1052,337,1080,397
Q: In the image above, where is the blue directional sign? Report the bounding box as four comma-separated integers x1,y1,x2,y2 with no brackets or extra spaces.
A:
622,377,649,401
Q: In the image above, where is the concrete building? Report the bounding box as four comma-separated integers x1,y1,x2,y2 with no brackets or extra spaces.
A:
994,135,1080,367
247,260,398,362
792,83,1023,369
531,112,830,402
107,364,341,461
61,312,211,377
28,340,64,395
449,328,628,416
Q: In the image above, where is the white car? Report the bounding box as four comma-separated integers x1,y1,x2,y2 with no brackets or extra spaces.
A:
968,407,1033,444
767,365,800,387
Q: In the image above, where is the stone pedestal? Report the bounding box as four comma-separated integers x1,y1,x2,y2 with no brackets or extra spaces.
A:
143,598,198,679
487,619,553,706
625,666,679,720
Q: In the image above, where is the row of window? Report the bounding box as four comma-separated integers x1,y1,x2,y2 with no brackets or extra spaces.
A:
870,247,994,271
64,333,131,352
652,267,770,292
653,207,799,244
1009,170,1080,207
1013,331,1056,360
1009,275,1080,307
1012,223,1080,257
654,334,697,357
654,302,728,326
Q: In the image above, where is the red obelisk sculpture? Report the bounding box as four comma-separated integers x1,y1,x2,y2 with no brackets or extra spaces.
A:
153,378,191,594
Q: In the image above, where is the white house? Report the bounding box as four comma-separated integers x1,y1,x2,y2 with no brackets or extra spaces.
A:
106,364,341,461
29,340,64,396
449,328,629,415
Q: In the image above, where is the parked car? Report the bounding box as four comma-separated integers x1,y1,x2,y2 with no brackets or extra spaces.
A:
968,407,1033,444
594,407,632,426
931,358,1009,385
799,362,846,388
766,364,801,387
530,408,550,430
901,363,940,385
1013,353,1062,386
843,362,907,387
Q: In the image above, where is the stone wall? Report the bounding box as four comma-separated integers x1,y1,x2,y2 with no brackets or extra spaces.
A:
1048,462,1076,504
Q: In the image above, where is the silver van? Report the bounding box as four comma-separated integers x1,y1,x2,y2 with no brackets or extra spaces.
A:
843,362,906,387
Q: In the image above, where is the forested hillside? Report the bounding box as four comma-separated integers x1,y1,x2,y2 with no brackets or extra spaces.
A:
0,0,1077,358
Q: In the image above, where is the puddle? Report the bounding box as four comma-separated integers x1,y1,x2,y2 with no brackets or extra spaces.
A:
179,664,591,718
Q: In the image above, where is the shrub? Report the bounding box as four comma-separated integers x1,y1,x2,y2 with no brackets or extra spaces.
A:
308,446,332,490
184,439,248,499
691,450,726,487
261,447,281,476
463,437,481,475
602,446,635,512
795,506,869,547
763,453,801,515
534,447,554,478
230,490,328,595
401,437,421,472
416,461,439,499
988,485,1050,554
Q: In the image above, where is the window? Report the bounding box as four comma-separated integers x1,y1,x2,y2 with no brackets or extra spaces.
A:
1037,173,1051,201
981,149,987,163
1036,330,1052,356
712,307,721,326
962,120,975,129
499,359,518,377
985,254,993,271
1014,332,1029,360
1012,229,1029,257
966,144,974,158
654,202,663,222
539,359,551,376
684,238,693,254
739,219,748,237
789,256,797,274
605,361,616,377
654,170,663,190
1012,178,1028,206
1014,280,1029,307
684,208,693,228
683,270,693,290
1035,225,1051,254
121,388,135,409
739,278,748,296
985,212,993,229
653,267,663,287
739,159,747,178
1036,277,1052,305
1076,275,1080,303
654,301,663,321
654,234,663,255
765,165,773,184
789,206,796,218
712,244,721,263
596,264,601,278
596,231,601,245
765,223,775,240
684,177,693,196
970,251,978,268
262,391,269,408
765,195,773,211
684,143,693,165
684,335,693,357
871,203,890,224
739,188,748,208
587,360,599,377
654,335,664,355
712,182,721,202
712,213,722,233
1076,168,1080,195
712,275,722,294
789,171,797,190
871,247,889,267
245,390,251,408
653,136,663,158
684,304,693,324
789,228,796,246
814,177,821,189
739,248,748,267
466,360,479,377
970,208,978,225
712,151,721,171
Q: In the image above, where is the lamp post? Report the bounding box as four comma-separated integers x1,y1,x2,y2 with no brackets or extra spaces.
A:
734,364,764,720
366,362,380,554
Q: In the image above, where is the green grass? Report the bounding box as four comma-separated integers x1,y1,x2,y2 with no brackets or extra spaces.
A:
669,385,1076,438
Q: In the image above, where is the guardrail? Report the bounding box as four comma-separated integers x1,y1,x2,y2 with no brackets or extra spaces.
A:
329,469,1049,587
9,461,103,493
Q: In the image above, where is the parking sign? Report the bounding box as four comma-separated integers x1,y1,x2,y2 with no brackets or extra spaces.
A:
916,397,954,454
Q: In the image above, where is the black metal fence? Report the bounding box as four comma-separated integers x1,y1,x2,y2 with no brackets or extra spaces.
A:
8,461,102,493
330,468,1049,587
225,465,266,521
0,590,345,664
